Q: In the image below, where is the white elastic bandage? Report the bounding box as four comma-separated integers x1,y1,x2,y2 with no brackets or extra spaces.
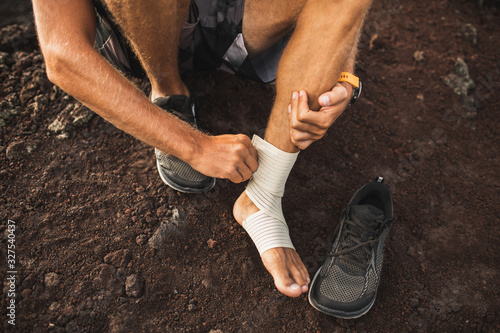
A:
243,135,299,255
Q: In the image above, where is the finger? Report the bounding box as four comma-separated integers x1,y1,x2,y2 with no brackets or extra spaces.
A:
296,90,310,123
238,164,253,181
248,145,258,164
290,120,324,135
290,132,319,151
296,104,344,128
237,134,259,162
245,154,259,173
230,169,244,183
318,83,349,107
296,90,331,127
290,128,321,144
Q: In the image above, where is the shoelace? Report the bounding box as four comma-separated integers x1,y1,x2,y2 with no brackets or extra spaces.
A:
329,212,386,270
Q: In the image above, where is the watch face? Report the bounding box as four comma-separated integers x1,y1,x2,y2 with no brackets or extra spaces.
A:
350,82,362,105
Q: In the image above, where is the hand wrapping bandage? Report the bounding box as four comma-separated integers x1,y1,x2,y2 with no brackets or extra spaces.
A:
243,135,299,255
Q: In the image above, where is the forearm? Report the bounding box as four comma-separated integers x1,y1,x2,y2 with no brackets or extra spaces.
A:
33,0,204,163
46,44,204,162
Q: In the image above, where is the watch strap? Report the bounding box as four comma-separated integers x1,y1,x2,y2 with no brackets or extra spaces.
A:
337,72,360,88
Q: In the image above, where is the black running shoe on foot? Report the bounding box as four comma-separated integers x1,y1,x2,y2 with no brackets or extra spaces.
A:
153,95,216,193
308,177,393,319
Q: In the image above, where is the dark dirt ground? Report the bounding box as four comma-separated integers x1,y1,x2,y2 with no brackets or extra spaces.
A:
1,0,500,332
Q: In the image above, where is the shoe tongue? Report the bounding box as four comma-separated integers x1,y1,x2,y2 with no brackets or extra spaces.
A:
337,205,384,272
165,95,190,113
350,205,384,229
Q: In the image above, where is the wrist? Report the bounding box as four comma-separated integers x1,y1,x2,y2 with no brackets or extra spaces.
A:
183,131,208,165
338,72,361,106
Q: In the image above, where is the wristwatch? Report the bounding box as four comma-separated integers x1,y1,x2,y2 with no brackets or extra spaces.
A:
338,72,362,106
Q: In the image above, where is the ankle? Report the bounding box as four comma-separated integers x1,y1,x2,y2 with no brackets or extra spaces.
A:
233,191,259,225
150,83,189,101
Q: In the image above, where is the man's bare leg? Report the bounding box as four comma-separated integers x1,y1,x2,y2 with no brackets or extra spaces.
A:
234,0,371,297
103,0,190,99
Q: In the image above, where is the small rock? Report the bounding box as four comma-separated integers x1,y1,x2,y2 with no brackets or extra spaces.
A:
207,239,217,249
94,264,123,296
48,103,94,134
48,118,66,134
148,223,173,249
31,94,47,116
201,279,211,289
136,234,148,246
171,208,180,221
416,93,424,101
71,104,94,127
443,57,475,96
369,33,385,51
6,141,37,160
104,249,132,268
209,330,223,333
413,50,425,63
44,272,60,287
148,220,183,249
94,264,116,285
49,302,61,312
125,274,144,298
56,132,69,140
187,303,197,312
458,23,477,45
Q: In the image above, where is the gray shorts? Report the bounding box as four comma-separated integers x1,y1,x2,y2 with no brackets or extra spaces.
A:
94,0,288,84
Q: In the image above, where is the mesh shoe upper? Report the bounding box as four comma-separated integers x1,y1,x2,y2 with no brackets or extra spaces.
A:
309,180,393,318
154,95,215,193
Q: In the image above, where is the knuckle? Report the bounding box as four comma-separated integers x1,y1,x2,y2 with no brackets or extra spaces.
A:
319,122,329,130
296,112,304,122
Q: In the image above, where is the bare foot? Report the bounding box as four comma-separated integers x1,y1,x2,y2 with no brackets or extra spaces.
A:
233,191,310,297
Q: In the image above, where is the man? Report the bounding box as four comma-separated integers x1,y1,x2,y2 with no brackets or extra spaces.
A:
32,0,371,300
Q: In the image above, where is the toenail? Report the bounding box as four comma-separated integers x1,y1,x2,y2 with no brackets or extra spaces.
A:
307,277,311,284
290,284,300,290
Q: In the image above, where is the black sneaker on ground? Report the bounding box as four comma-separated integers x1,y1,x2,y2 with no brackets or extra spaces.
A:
153,95,216,193
308,177,393,319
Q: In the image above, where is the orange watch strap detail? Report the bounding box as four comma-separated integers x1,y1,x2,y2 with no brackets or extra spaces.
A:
337,72,360,88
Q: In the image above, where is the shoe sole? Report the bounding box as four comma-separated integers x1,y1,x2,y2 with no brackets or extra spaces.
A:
156,159,216,194
308,265,377,319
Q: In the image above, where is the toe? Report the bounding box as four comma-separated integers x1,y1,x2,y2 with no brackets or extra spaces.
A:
273,270,304,298
290,251,310,285
261,248,309,297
